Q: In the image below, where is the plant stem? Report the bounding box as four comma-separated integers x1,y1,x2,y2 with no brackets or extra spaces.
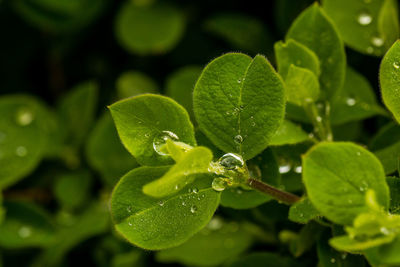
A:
304,102,332,141
246,178,300,205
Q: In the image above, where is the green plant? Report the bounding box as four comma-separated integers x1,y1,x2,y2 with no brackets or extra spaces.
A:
2,0,400,266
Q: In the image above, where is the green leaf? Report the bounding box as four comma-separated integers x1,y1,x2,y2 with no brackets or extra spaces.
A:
322,0,398,56
330,234,395,252
0,192,3,224
274,39,320,79
12,0,108,33
365,236,400,266
331,67,388,125
303,142,390,225
193,53,285,160
229,252,299,267
109,94,196,166
166,65,202,121
204,13,274,54
289,197,320,224
270,120,309,146
33,202,109,267
156,218,253,267
380,40,400,124
115,1,185,55
58,81,98,147
0,201,55,248
86,112,138,186
284,222,324,257
142,146,213,198
53,170,92,210
111,251,143,267
387,177,400,214
287,3,346,99
317,233,366,267
220,148,281,209
0,95,48,188
116,71,158,99
110,166,220,250
284,65,320,106
374,142,400,175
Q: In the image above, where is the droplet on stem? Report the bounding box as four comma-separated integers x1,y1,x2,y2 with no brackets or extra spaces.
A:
218,153,244,170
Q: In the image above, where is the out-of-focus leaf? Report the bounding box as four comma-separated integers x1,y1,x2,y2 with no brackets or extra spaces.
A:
116,71,158,99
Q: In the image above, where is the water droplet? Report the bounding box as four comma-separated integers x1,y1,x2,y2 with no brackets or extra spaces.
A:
234,135,243,144
251,122,256,127
192,187,198,194
153,131,179,156
357,12,372,26
190,205,197,213
356,151,361,156
144,133,150,138
16,108,34,126
208,217,223,230
294,165,302,174
212,178,227,191
127,206,133,213
182,201,186,206
128,222,133,226
18,226,32,238
346,97,356,106
394,62,400,69
330,258,336,263
16,146,27,157
175,184,180,190
236,188,243,194
316,116,322,122
237,79,242,83
366,46,374,54
0,132,6,143
218,153,244,170
371,36,384,47
158,201,165,207
380,227,390,235
279,162,291,174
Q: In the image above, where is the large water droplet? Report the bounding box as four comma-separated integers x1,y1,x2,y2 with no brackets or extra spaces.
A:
234,135,243,144
16,146,27,157
16,108,34,126
153,131,179,155
357,12,372,26
212,178,227,191
218,153,244,170
18,226,32,238
190,205,197,213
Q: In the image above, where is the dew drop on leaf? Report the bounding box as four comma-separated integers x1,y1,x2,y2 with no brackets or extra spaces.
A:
18,226,32,238
346,97,356,106
330,258,336,263
234,135,243,144
158,201,165,207
218,153,244,170
294,165,302,173
380,227,390,235
212,177,226,192
366,46,374,54
15,146,27,157
192,187,198,194
16,107,34,126
279,160,291,174
208,217,223,230
393,62,400,69
126,206,132,213
152,130,179,156
190,205,197,213
357,12,372,26
371,36,384,47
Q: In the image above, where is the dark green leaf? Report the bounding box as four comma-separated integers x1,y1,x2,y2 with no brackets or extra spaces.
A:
289,197,320,224
229,252,299,267
116,71,158,99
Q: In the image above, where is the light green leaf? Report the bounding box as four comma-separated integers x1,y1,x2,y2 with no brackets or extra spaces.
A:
193,53,285,160
289,197,320,224
284,65,320,106
270,120,309,146
204,13,274,54
111,166,220,250
166,65,202,121
330,234,395,252
220,148,280,209
331,67,388,125
380,40,400,124
143,146,213,198
365,236,400,266
115,1,185,55
109,94,196,166
322,0,398,56
287,3,346,99
116,71,158,99
53,170,92,210
274,39,320,79
156,218,253,267
12,0,107,33
303,142,390,225
58,81,98,147
86,112,138,186
0,95,48,188
0,201,55,248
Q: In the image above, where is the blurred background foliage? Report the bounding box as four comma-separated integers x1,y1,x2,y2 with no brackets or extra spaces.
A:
0,0,392,266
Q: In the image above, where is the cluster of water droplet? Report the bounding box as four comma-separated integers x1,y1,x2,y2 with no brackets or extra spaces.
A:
208,153,248,192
